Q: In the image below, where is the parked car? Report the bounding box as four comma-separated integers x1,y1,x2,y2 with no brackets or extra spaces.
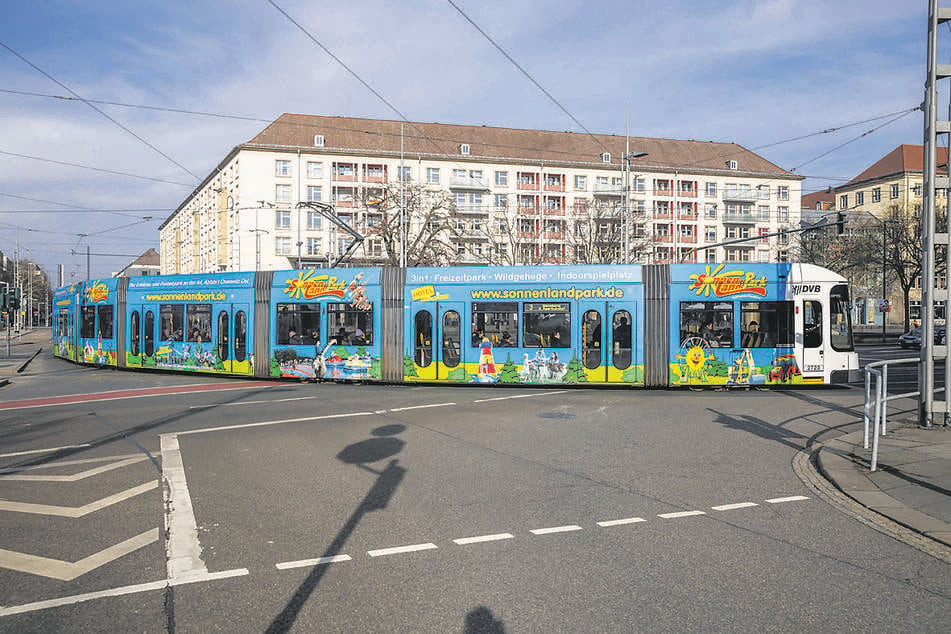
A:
898,326,946,348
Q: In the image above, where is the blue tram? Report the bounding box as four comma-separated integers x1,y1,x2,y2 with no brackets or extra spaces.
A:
52,262,861,388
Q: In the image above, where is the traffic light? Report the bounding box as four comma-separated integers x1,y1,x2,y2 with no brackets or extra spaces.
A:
836,212,846,235
0,289,6,311
9,288,20,311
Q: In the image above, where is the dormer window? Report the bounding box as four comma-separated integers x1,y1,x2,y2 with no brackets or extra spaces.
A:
460,144,470,155
726,159,738,170
601,152,611,163
314,134,325,146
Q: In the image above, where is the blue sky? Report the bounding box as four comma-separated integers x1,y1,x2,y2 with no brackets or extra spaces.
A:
0,0,935,281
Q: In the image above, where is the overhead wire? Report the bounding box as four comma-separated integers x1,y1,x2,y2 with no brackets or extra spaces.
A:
0,149,196,187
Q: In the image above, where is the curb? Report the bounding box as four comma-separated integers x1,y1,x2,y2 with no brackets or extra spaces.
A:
816,434,951,548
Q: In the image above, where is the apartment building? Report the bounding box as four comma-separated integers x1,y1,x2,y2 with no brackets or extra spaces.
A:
159,114,802,274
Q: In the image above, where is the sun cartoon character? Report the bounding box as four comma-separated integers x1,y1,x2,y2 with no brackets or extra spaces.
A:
676,336,715,383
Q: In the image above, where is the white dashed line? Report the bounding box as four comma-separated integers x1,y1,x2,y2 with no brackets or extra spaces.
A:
0,443,90,458
711,502,759,511
530,525,583,535
367,543,438,557
453,533,514,545
473,391,568,403
765,495,810,504
276,554,352,569
658,510,707,519
596,517,647,527
388,403,456,412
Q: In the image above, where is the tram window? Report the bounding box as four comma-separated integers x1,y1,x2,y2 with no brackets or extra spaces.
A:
522,302,571,348
830,285,854,351
612,310,632,370
277,303,320,345
414,310,433,367
803,300,822,348
98,305,114,339
186,304,212,342
680,302,733,347
144,311,155,357
442,310,461,368
80,306,96,338
582,310,602,369
471,302,518,347
217,311,230,361
739,301,793,348
160,304,184,341
327,302,373,346
57,308,69,337
234,311,247,363
130,311,140,356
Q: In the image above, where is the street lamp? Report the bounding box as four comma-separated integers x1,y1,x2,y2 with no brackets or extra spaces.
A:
622,151,648,264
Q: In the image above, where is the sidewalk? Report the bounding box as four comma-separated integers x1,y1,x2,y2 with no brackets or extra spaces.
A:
817,421,951,548
0,328,48,384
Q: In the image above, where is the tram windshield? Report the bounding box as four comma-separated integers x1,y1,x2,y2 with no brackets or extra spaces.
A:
830,284,854,351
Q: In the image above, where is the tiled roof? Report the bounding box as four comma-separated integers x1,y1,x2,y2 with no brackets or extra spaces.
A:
244,113,798,178
801,188,835,210
844,144,949,186
131,248,159,266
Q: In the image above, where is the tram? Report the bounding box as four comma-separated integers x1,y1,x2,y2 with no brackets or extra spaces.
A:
51,262,861,388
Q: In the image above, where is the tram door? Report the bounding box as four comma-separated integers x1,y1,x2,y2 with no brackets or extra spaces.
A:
799,298,824,379
128,305,157,367
580,302,606,381
436,303,464,380
218,304,251,375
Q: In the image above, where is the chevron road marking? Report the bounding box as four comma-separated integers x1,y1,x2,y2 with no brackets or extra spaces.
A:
0,481,158,517
0,456,148,481
0,528,158,581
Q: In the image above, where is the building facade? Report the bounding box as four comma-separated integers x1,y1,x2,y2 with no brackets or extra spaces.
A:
160,114,803,274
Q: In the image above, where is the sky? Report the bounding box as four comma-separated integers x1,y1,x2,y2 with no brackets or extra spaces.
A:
0,0,938,283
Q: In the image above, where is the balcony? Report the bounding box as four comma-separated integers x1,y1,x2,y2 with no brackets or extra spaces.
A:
593,183,624,196
723,211,756,223
449,175,490,190
722,189,758,202
518,206,539,215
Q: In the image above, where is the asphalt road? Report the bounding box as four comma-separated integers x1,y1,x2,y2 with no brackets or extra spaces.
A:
0,351,948,632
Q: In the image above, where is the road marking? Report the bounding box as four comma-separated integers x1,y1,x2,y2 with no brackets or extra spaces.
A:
658,510,707,519
711,502,759,511
530,525,583,535
276,554,352,569
161,434,207,580
367,543,438,557
473,391,568,403
189,396,318,409
174,410,375,436
0,443,91,458
0,568,249,617
0,456,148,481
0,481,157,517
0,528,158,581
597,517,647,527
765,495,810,504
453,533,514,545
388,402,456,412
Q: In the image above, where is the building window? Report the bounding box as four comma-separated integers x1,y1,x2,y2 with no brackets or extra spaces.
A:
275,160,291,177
495,194,508,209
574,175,587,190
398,166,412,181
307,211,322,230
306,185,322,202
427,167,440,184
778,185,789,200
306,237,322,255
758,228,769,242
275,210,291,229
460,144,470,155
313,135,325,147
758,250,770,262
275,236,291,255
705,226,717,241
276,184,292,204
705,182,717,197
913,184,922,196
601,152,611,163
632,177,645,193
856,191,864,205
495,171,508,186
778,206,789,221
872,187,881,202
757,185,769,199
705,249,717,263
705,203,717,218
839,194,848,209
891,184,900,198
757,205,769,220
727,160,738,170
307,162,323,179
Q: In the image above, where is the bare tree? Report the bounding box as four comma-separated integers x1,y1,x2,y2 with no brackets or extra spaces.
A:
358,182,462,266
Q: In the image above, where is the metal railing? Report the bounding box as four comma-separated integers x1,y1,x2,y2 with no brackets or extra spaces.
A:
863,357,936,471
